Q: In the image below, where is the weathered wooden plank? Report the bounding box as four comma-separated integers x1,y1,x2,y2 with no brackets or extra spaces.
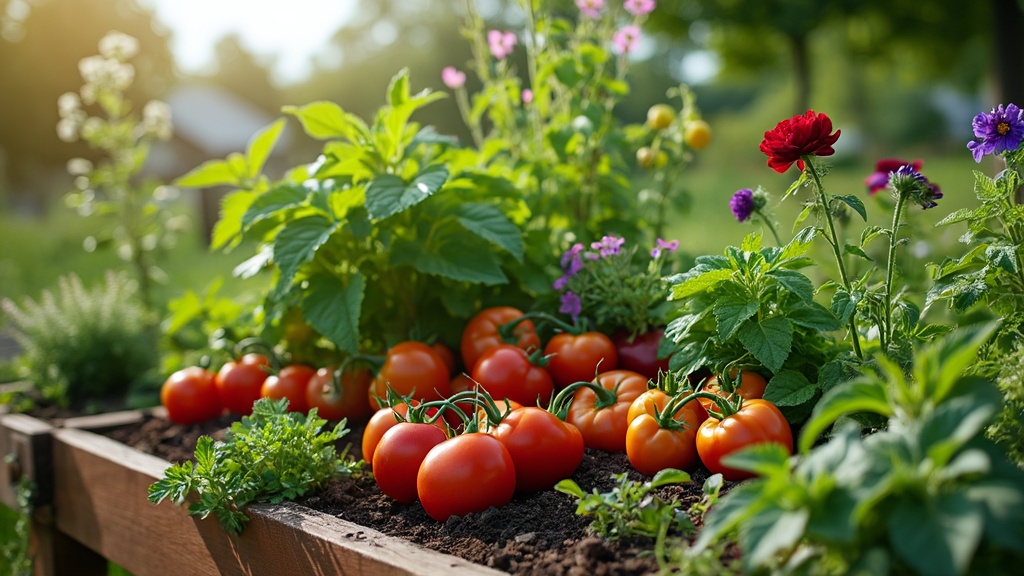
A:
0,413,54,508
51,427,503,576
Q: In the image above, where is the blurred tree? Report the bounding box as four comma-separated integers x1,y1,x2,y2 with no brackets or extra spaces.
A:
209,33,284,115
0,0,174,212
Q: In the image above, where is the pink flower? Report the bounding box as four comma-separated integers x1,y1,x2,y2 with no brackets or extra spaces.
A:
522,89,533,105
487,30,517,60
613,25,641,55
624,0,656,16
650,238,679,258
576,0,605,18
441,66,466,90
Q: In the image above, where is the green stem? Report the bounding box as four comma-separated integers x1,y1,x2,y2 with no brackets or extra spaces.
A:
757,210,784,246
804,157,864,359
883,192,908,354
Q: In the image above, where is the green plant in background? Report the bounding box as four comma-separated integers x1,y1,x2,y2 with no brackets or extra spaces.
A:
0,272,158,407
0,475,34,576
56,30,185,311
688,324,1024,576
147,397,359,534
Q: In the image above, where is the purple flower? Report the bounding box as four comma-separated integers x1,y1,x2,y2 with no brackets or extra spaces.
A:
612,25,641,55
591,235,625,258
730,188,755,222
441,66,466,90
967,103,1024,162
624,0,656,16
487,30,517,60
560,242,585,273
651,237,679,258
865,158,922,196
889,165,942,210
576,0,605,18
559,291,582,321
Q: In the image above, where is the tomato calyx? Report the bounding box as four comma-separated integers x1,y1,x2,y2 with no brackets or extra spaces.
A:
233,337,281,372
500,311,582,339
551,378,620,412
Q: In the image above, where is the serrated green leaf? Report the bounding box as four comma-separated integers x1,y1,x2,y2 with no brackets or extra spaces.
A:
212,189,260,250
669,268,733,300
390,236,507,285
454,203,525,262
387,68,411,107
713,293,759,341
245,118,286,178
935,207,979,227
241,183,311,231
740,506,810,572
722,443,792,477
887,494,984,576
830,289,859,325
833,194,867,221
799,381,891,452
767,269,814,302
271,215,337,289
986,244,1018,274
302,272,363,355
283,101,351,140
365,165,448,220
859,225,886,248
788,301,842,331
764,370,817,407
844,244,873,262
737,317,793,373
174,158,246,188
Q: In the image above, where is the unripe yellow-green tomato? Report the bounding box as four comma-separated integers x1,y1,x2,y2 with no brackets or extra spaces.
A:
684,119,712,150
646,104,676,131
636,147,668,169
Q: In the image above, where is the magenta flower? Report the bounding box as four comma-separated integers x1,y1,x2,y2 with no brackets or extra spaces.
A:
591,235,625,258
487,30,517,60
559,291,582,321
967,103,1024,162
730,189,755,222
651,238,679,259
441,66,466,90
624,0,656,16
612,25,641,55
576,0,605,18
865,158,922,195
522,88,533,105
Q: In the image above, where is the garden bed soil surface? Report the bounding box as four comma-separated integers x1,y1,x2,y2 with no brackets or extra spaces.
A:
101,412,733,576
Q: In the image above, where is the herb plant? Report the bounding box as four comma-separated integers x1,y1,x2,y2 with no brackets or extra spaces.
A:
147,397,359,534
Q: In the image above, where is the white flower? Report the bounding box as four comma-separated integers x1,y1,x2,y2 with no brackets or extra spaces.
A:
66,158,94,176
57,92,81,117
142,100,173,140
78,55,134,91
98,31,139,60
56,118,80,142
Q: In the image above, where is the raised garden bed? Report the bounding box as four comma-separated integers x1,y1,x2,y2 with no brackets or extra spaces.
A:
1,408,720,576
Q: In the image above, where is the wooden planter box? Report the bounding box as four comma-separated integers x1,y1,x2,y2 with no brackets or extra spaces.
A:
0,411,502,576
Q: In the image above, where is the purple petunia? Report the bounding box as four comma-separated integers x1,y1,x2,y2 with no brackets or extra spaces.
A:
967,103,1024,162
559,291,582,321
730,188,755,222
651,237,679,258
591,235,625,258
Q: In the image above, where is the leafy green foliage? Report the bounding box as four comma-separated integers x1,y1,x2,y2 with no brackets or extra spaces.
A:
147,398,358,534
691,325,1024,575
555,469,694,541
0,272,158,406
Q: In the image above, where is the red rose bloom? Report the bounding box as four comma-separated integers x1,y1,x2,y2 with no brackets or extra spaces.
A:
760,110,841,173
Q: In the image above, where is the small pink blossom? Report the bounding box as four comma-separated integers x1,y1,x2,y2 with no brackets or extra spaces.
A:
624,0,656,16
441,66,466,89
522,89,533,105
487,30,517,60
612,25,641,55
650,238,679,258
576,0,605,18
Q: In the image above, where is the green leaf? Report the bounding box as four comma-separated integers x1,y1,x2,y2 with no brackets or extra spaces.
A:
920,394,999,466
669,268,733,300
830,289,859,325
174,158,246,188
713,293,759,341
859,225,887,248
843,244,873,262
914,322,998,404
245,118,286,178
986,244,1018,274
387,68,411,106
554,479,586,499
212,189,260,251
788,301,842,332
692,482,764,553
767,269,814,302
650,468,691,488
721,443,792,477
283,101,351,140
799,381,891,452
241,183,311,231
966,479,1024,553
365,164,448,220
301,273,363,355
764,370,817,407
271,215,337,289
737,317,793,373
935,207,978,227
887,493,984,576
833,194,867,221
454,203,525,262
739,505,810,572
390,236,507,285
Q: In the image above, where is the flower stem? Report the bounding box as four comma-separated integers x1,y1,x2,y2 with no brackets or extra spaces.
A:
757,211,784,246
804,157,863,359
882,192,908,354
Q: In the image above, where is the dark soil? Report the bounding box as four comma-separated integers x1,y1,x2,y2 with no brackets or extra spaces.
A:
102,412,730,575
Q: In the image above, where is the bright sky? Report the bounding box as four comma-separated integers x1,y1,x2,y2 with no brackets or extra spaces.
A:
140,0,357,86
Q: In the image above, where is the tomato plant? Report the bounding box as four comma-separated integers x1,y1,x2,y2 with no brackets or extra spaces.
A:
260,364,316,414
697,369,767,416
470,344,554,406
372,421,448,504
558,369,649,452
683,119,712,150
646,103,676,131
307,365,374,422
628,387,707,424
625,391,702,476
696,398,793,481
368,341,452,407
612,329,670,380
160,366,223,425
460,306,540,372
362,401,441,464
543,331,619,389
482,403,584,493
215,353,270,415
416,432,516,521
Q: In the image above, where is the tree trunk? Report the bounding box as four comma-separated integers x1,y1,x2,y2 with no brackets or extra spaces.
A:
788,32,811,115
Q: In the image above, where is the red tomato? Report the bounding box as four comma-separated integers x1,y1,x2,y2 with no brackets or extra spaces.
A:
565,369,649,452
431,342,458,376
612,329,671,380
460,306,540,372
698,370,767,415
372,422,448,504
160,366,223,425
627,388,707,424
362,402,446,464
470,344,554,407
543,331,619,389
416,433,516,521
488,406,584,493
307,366,374,422
625,410,701,476
696,398,793,481
260,364,316,413
215,353,270,415
368,341,453,408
